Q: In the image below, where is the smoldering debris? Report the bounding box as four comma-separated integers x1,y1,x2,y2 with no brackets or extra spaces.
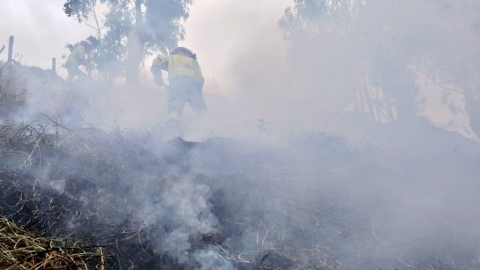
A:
0,115,478,269
0,121,220,269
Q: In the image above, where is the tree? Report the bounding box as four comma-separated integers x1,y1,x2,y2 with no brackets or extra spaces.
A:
279,0,480,138
64,0,193,83
279,0,417,122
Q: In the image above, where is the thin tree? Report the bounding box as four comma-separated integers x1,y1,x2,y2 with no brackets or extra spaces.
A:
64,0,193,83
279,0,480,138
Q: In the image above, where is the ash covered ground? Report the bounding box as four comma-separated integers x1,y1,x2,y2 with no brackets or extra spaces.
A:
0,109,478,269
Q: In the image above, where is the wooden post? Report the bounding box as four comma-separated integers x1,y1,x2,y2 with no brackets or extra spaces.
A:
52,58,56,73
7,36,14,63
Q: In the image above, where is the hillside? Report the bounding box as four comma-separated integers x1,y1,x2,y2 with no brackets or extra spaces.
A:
0,63,479,270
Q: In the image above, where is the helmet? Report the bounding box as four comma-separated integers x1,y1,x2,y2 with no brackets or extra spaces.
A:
81,36,100,51
86,36,100,48
171,47,196,59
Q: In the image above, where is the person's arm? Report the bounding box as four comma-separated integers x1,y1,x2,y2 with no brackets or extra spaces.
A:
151,56,168,75
151,56,168,86
76,46,88,66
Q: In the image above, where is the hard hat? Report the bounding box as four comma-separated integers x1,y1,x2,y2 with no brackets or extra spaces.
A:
81,36,100,50
171,47,196,59
86,36,100,48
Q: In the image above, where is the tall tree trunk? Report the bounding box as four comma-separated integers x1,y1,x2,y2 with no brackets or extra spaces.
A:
463,84,480,140
359,71,377,123
383,62,416,122
383,88,396,123
376,86,381,122
126,0,145,84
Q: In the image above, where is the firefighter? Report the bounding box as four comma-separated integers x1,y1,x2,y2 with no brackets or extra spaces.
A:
151,47,208,125
65,36,99,82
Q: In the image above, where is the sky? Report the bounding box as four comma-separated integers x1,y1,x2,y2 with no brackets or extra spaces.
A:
0,0,93,68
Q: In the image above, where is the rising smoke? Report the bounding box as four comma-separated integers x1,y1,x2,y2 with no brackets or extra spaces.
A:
0,0,479,269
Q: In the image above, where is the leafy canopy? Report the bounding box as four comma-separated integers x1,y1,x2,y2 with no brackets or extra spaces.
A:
64,0,193,79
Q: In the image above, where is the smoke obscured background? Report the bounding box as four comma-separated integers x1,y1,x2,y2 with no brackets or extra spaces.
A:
0,0,477,140
0,0,479,269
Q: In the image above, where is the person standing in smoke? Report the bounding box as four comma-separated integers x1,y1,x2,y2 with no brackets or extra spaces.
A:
65,36,99,83
151,47,207,137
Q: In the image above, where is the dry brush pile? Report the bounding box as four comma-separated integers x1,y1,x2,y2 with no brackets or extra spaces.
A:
0,121,177,269
0,64,26,118
0,216,104,270
0,120,335,269
0,119,478,270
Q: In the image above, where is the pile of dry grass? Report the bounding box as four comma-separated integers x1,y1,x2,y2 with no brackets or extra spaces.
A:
0,121,329,270
0,65,27,118
0,216,104,270
0,117,477,269
0,121,163,269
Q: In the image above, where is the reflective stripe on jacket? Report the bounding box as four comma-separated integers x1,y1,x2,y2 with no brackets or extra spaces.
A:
151,54,205,83
66,45,87,66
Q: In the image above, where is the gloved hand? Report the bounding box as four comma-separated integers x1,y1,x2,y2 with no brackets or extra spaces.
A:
154,76,166,87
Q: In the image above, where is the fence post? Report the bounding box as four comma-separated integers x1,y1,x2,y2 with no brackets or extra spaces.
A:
7,36,14,63
52,58,56,73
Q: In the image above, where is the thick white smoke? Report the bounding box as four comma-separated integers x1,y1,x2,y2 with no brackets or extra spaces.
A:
0,0,479,269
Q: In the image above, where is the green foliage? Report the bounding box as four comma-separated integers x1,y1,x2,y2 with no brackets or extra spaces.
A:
64,0,193,80
145,0,193,53
92,2,133,79
279,0,350,39
64,0,98,22
278,0,480,126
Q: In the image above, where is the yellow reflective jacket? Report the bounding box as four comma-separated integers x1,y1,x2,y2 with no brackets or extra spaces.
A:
66,45,87,66
151,54,205,83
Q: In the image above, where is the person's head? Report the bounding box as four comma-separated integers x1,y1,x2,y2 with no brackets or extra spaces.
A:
171,47,196,59
81,36,100,52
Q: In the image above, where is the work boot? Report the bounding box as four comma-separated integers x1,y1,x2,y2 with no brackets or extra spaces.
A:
163,119,184,140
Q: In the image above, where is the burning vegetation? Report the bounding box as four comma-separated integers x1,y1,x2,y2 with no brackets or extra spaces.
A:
0,65,478,269
1,1,480,269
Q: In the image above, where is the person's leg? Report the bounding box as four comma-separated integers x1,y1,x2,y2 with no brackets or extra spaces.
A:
165,79,188,139
66,62,87,83
186,80,208,116
181,79,208,137
167,79,188,120
75,68,88,79
65,63,76,83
